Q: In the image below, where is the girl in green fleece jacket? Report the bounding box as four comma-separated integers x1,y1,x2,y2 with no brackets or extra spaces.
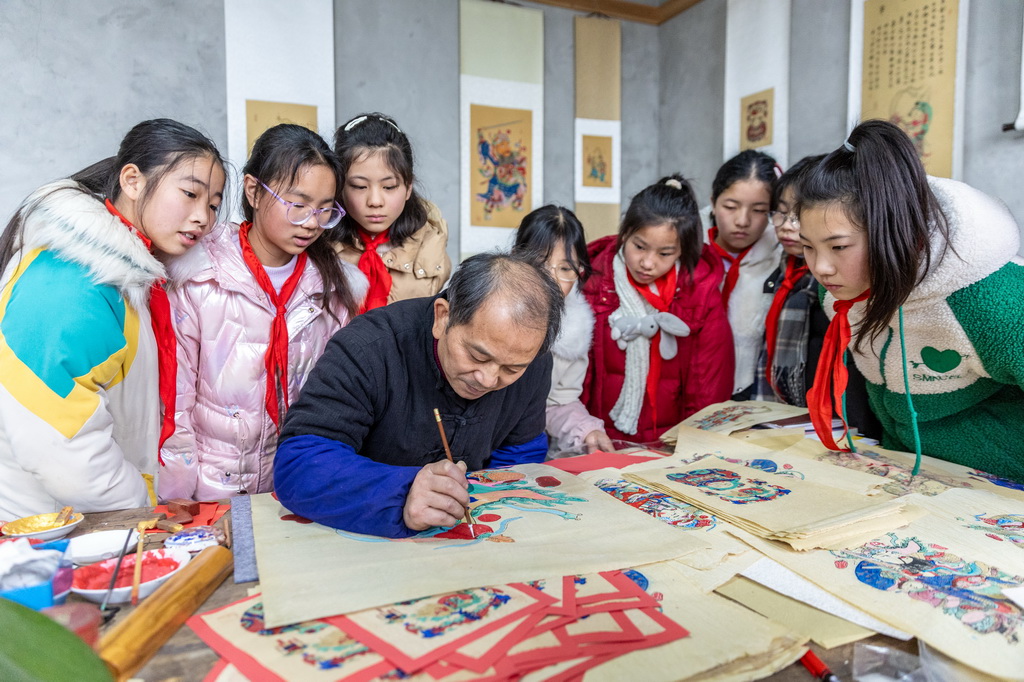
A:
797,119,1024,483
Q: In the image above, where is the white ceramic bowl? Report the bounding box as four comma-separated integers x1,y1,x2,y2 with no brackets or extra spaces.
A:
71,547,191,604
0,512,84,542
69,529,140,565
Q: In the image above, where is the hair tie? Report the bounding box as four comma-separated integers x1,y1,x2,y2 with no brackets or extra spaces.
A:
665,178,682,190
773,163,783,179
843,139,856,153
343,114,403,135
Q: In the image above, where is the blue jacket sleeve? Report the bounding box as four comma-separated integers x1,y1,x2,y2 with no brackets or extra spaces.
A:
273,434,420,538
487,433,548,468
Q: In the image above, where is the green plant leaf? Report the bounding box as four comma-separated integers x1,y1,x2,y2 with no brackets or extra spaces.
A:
0,598,113,682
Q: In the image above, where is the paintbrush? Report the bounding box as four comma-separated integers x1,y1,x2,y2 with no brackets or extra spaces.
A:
433,408,475,536
99,528,135,623
130,517,159,605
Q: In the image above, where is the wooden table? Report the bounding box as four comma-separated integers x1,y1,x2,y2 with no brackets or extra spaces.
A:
65,505,918,681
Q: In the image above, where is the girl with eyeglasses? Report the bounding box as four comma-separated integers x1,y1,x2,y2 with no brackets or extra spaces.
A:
0,119,226,519
752,154,824,404
581,175,734,443
333,113,451,312
159,124,366,501
707,149,781,400
752,155,881,435
800,120,1024,481
511,205,613,454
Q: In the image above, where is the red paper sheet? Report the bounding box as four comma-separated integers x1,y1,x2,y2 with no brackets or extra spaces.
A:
147,502,228,534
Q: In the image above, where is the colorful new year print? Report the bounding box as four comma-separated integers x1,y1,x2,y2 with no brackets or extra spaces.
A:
471,104,532,228
831,533,1024,644
666,468,792,505
595,477,717,530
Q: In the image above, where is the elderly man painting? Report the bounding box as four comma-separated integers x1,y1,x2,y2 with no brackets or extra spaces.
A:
273,252,564,538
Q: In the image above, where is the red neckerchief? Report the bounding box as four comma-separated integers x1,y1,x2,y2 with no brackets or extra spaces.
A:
357,229,393,314
763,255,810,393
238,221,308,430
806,289,871,450
104,199,174,462
708,226,753,307
626,265,678,429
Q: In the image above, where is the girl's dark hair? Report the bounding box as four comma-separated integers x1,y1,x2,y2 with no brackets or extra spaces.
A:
710,149,779,226
1,118,226,277
333,112,427,248
797,119,951,352
244,123,357,321
512,205,593,285
771,154,826,211
618,174,703,276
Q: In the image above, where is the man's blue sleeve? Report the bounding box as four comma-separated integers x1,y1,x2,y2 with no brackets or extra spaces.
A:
488,433,548,468
273,434,420,538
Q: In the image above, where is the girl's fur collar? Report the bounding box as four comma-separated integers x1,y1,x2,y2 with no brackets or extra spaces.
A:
18,180,165,311
550,287,595,361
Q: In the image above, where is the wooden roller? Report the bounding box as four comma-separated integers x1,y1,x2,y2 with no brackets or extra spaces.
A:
99,544,233,681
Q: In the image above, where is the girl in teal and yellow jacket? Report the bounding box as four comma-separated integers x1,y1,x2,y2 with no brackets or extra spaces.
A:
0,120,226,520
799,119,1024,483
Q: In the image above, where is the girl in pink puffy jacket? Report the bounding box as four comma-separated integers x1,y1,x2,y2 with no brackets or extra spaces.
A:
159,124,368,501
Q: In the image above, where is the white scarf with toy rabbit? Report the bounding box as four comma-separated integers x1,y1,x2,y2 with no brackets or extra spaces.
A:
609,251,690,434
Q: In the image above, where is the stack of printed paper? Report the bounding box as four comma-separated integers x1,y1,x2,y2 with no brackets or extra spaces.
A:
625,460,923,551
190,569,691,681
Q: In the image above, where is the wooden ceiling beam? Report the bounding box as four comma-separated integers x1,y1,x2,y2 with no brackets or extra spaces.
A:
525,0,660,25
525,0,703,26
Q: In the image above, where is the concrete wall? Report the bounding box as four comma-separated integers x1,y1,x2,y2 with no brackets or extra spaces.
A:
621,20,662,204
658,0,727,205
224,0,335,220
788,0,851,162
0,0,227,221
333,0,461,262
962,0,1024,254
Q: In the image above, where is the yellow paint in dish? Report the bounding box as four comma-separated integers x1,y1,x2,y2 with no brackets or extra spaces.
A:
2,512,85,535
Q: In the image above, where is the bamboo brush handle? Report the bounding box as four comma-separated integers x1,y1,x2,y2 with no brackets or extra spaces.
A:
99,545,233,681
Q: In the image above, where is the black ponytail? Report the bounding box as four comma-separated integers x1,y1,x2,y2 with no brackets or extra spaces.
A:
798,119,950,351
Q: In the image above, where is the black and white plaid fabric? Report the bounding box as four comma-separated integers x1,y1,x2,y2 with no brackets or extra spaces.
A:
753,269,816,405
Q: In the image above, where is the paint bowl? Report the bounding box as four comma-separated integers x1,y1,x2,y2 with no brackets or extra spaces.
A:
1,512,84,542
70,547,190,604
68,529,139,565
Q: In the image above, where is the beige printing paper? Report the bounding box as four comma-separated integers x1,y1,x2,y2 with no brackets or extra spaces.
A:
586,561,807,682
728,513,1024,680
626,460,914,550
670,400,808,437
252,464,710,627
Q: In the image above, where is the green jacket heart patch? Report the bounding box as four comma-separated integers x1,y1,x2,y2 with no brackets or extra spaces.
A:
920,346,963,373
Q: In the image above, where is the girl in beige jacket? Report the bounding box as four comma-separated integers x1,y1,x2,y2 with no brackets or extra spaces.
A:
333,113,451,310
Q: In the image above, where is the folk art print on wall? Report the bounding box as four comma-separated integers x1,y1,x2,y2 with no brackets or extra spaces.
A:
251,464,710,627
470,104,532,228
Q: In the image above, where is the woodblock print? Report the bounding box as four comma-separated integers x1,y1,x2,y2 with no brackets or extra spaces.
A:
470,104,532,228
581,135,613,188
253,464,711,626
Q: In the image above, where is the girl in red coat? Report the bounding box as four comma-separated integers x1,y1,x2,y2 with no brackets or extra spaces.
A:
582,175,735,443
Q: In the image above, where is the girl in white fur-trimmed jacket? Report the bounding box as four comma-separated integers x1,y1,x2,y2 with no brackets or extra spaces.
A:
706,150,781,399
0,119,226,520
512,206,613,454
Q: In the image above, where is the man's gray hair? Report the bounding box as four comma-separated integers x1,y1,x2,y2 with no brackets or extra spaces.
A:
444,252,564,354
